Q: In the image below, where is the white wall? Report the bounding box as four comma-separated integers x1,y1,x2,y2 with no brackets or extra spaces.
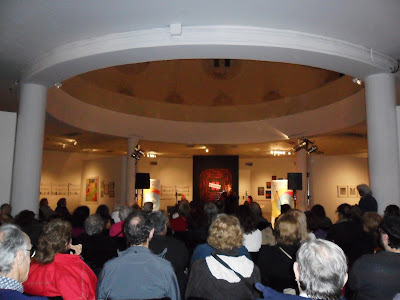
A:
81,156,125,214
138,157,193,209
0,111,16,206
309,154,369,221
40,150,109,213
239,157,296,218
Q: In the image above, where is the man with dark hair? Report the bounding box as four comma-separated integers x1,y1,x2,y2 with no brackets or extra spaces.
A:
149,211,189,298
97,211,180,300
349,215,400,300
0,224,46,300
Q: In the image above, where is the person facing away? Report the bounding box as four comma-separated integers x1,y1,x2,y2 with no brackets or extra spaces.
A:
97,210,180,300
349,215,400,300
255,239,348,300
148,210,189,299
0,224,47,300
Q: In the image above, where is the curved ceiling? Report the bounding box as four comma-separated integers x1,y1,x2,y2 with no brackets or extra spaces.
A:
60,60,362,122
1,1,399,156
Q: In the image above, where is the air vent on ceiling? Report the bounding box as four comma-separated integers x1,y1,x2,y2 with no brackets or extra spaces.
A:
63,132,82,137
150,161,158,166
245,162,253,167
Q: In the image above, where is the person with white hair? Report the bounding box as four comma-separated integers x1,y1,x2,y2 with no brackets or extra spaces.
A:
255,239,348,299
357,184,377,213
0,224,46,299
109,205,133,237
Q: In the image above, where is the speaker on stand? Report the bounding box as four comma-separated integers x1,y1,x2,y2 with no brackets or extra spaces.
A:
136,173,150,207
288,173,302,209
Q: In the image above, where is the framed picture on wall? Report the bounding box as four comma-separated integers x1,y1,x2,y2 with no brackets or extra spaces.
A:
266,182,271,189
337,185,348,198
258,187,264,196
272,176,277,180
348,186,358,198
85,177,98,202
265,190,271,199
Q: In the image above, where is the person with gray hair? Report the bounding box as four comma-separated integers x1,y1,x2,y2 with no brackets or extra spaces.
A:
357,184,377,213
143,201,154,214
255,239,348,300
0,224,46,299
109,205,133,238
204,202,218,226
76,214,117,276
148,211,189,298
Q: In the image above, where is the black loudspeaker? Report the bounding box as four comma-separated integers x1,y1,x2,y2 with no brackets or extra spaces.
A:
288,173,302,190
135,173,150,189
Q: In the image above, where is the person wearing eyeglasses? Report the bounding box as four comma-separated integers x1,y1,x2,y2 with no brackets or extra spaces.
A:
0,224,46,300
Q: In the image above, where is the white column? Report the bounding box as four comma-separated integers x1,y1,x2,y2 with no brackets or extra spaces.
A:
295,148,308,211
11,83,47,216
365,73,400,213
125,137,139,206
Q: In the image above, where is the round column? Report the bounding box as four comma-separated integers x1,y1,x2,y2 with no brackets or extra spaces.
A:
125,137,139,206
295,148,308,211
365,73,400,213
11,83,47,216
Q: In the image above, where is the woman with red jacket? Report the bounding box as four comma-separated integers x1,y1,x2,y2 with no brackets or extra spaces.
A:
23,219,97,300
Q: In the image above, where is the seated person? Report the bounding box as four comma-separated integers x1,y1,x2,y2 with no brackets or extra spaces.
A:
186,214,261,300
349,215,400,300
23,219,97,300
0,224,46,300
255,239,348,300
258,213,301,294
76,214,118,276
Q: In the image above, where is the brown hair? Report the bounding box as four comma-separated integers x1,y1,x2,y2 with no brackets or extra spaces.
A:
34,218,71,265
207,214,243,250
275,213,302,245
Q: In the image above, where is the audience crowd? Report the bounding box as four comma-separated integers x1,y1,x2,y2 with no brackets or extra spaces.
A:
0,183,400,300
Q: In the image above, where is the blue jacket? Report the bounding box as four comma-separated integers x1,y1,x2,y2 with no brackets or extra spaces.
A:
0,289,47,300
97,245,180,300
191,243,251,266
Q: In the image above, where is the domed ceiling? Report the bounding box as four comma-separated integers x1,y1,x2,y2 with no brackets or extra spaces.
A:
60,59,362,123
44,59,367,157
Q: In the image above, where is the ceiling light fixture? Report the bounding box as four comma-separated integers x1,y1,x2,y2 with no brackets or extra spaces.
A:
54,82,62,89
146,151,157,158
293,137,319,155
352,77,362,85
131,144,144,160
205,148,209,153
307,145,318,154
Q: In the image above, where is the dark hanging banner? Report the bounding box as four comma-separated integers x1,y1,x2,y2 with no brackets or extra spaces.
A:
193,155,239,202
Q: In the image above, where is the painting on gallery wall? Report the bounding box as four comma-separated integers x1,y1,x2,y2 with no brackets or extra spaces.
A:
348,186,358,198
258,187,264,196
86,177,98,202
337,185,348,198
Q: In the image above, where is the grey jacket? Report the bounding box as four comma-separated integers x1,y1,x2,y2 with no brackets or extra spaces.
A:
97,245,180,300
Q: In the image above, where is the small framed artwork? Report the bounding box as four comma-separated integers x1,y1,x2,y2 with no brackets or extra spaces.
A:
337,185,348,198
348,186,358,198
109,182,115,190
265,190,271,199
258,187,264,196
266,182,271,189
109,190,115,198
272,176,277,180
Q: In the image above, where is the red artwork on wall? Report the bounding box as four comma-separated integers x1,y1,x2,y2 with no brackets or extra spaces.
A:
199,169,232,202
